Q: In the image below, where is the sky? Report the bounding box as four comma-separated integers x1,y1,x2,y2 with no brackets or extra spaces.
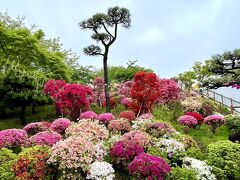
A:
1,0,240,100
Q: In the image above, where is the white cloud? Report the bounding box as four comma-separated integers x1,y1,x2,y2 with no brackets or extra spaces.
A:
142,27,167,44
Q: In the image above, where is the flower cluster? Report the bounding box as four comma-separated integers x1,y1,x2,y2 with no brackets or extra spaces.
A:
48,136,97,179
132,118,152,130
183,157,216,180
146,122,175,138
204,114,225,133
155,138,185,158
86,161,115,180
23,121,51,136
50,118,71,134
97,113,115,126
138,113,154,120
120,97,132,108
118,111,136,122
28,131,62,146
128,153,171,179
108,119,131,134
110,140,144,166
65,120,109,142
80,111,98,120
121,130,152,148
118,81,133,99
185,112,203,124
181,91,202,112
43,79,66,99
0,129,28,148
178,115,198,128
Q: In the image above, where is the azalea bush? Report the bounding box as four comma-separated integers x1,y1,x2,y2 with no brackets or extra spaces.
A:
204,114,225,133
128,153,171,179
178,115,198,132
138,113,154,119
79,111,98,120
108,119,131,134
28,130,62,146
184,112,203,124
118,110,136,122
146,122,175,138
120,97,132,108
23,121,51,136
132,118,152,131
50,118,71,134
0,129,28,149
98,113,115,126
181,91,202,112
44,79,66,99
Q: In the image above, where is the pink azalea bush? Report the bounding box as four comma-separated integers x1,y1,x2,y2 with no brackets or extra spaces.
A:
146,122,175,138
23,121,51,136
138,113,153,120
98,113,115,126
28,131,62,146
178,115,198,128
204,114,225,133
128,153,171,180
121,130,152,148
0,129,28,148
108,119,132,134
50,118,71,134
120,98,132,108
110,140,144,167
118,111,136,122
65,120,109,142
48,136,97,179
80,111,98,120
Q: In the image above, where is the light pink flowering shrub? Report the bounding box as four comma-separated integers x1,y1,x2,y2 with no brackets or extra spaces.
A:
28,131,62,146
138,113,153,120
50,118,71,134
108,119,132,134
23,121,51,136
79,111,98,120
178,115,198,128
121,130,152,148
120,98,132,108
65,120,109,142
204,114,225,133
118,111,136,122
0,129,28,149
181,91,202,112
48,136,97,179
146,122,175,138
97,113,115,126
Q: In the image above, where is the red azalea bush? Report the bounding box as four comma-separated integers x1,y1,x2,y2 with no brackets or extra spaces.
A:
121,130,152,148
158,78,180,104
185,112,203,124
118,111,136,122
0,129,28,149
128,153,171,180
44,79,66,99
178,115,198,128
79,111,98,120
98,113,115,126
204,114,225,133
28,131,62,146
102,97,116,108
13,146,52,180
130,72,161,115
108,119,132,134
50,118,71,134
23,121,51,136
146,122,175,138
110,140,144,167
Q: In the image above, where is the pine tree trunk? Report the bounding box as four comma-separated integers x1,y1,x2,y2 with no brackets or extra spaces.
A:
20,104,27,125
103,54,110,113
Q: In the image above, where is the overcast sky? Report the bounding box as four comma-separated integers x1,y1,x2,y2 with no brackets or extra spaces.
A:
1,0,240,100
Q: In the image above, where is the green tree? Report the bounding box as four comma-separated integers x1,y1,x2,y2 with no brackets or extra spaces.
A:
176,71,196,90
79,6,131,112
71,65,97,84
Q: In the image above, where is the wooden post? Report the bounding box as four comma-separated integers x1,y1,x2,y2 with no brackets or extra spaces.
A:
230,98,234,114
213,92,215,100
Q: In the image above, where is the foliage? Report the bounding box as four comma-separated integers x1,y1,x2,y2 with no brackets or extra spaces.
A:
165,167,197,180
204,114,225,133
0,148,17,180
128,153,171,180
108,119,131,134
50,118,71,134
79,111,98,120
118,110,136,121
176,71,196,89
13,145,53,180
72,66,97,84
207,140,240,180
23,121,51,136
184,147,205,160
130,72,161,115
225,114,240,133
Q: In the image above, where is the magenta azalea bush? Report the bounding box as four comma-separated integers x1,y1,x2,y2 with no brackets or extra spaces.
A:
110,140,144,167
28,131,62,146
121,130,152,148
108,119,132,134
23,121,51,136
204,114,225,133
50,118,71,134
0,129,28,148
120,97,132,108
146,122,175,138
97,113,115,126
178,115,198,128
80,111,98,120
128,153,171,180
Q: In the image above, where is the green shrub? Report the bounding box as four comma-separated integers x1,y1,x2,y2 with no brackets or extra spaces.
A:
207,140,240,180
168,100,184,121
0,148,17,180
225,114,240,133
165,167,197,180
184,147,205,160
111,104,126,117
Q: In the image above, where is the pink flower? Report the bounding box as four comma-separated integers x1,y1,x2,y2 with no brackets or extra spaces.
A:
118,111,136,122
80,111,98,120
178,115,198,128
98,113,115,126
203,115,225,125
138,113,153,119
108,119,131,134
50,118,71,134
146,122,175,138
29,130,62,146
121,130,152,147
23,121,51,136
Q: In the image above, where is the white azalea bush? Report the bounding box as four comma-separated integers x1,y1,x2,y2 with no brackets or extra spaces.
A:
86,161,115,180
132,118,152,130
183,157,216,180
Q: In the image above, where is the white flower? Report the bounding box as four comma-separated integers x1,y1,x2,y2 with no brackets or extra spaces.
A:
132,118,152,130
183,157,216,180
86,161,115,180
